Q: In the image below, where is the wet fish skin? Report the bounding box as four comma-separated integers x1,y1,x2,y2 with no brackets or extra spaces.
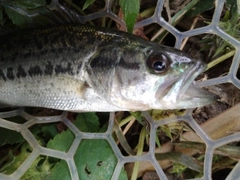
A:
0,24,215,111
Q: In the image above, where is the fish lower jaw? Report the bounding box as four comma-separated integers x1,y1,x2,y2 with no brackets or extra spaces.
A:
157,86,216,110
157,98,214,110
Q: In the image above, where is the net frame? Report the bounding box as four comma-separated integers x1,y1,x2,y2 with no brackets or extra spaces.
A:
0,0,239,179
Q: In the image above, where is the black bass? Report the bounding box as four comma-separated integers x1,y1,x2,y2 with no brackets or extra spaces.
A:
0,24,215,111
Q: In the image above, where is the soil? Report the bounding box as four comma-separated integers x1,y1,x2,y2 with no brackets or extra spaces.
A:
193,83,240,124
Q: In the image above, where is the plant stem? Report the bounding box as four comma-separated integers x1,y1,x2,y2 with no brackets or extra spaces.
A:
206,50,236,71
119,115,135,127
140,7,155,18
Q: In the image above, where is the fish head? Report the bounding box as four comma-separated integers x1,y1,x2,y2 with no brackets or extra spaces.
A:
111,42,216,110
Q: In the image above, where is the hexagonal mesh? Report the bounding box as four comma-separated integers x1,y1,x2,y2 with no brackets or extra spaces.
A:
0,0,240,179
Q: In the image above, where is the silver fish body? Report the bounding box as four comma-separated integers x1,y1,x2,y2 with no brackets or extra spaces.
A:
0,24,215,111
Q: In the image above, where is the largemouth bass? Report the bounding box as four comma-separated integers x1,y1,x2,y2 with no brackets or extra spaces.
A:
0,24,215,111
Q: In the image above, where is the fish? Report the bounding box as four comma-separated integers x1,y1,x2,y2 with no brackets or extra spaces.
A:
0,24,215,112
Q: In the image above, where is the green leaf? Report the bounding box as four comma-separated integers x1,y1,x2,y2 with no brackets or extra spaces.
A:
119,0,140,33
155,152,203,173
46,129,74,152
44,112,101,156
21,156,52,180
74,139,127,180
160,125,173,140
5,0,46,9
4,7,33,27
0,128,25,145
41,123,58,140
83,0,95,10
186,0,215,18
1,0,46,28
99,123,108,132
0,143,32,175
45,160,71,180
0,116,27,145
226,0,238,16
226,0,239,23
130,111,144,125
74,113,100,132
155,132,161,149
119,168,128,180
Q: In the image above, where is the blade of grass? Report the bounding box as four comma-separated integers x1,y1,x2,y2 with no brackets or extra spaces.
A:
151,0,200,42
131,127,146,180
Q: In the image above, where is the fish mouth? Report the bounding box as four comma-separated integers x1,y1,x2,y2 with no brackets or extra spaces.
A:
156,61,216,109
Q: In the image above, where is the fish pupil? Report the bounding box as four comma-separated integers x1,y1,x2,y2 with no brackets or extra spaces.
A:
153,61,166,71
147,53,170,74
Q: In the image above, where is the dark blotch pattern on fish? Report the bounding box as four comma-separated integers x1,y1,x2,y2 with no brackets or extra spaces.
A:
0,69,6,81
44,62,54,75
22,53,32,59
119,57,140,70
35,41,43,50
76,64,82,74
55,63,73,75
17,65,27,78
7,67,15,80
90,56,115,69
28,65,43,76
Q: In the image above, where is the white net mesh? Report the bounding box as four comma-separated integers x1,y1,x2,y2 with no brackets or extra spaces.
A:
0,0,240,179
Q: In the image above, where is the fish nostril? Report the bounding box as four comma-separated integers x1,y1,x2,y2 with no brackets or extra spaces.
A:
178,61,206,72
172,62,193,72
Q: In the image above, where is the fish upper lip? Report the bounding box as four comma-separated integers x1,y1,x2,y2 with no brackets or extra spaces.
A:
155,61,215,108
175,61,207,101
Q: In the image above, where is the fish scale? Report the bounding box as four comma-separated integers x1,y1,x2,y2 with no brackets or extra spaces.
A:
1,25,110,78
0,24,215,111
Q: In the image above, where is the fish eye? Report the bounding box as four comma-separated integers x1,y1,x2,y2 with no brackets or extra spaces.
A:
147,53,170,74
